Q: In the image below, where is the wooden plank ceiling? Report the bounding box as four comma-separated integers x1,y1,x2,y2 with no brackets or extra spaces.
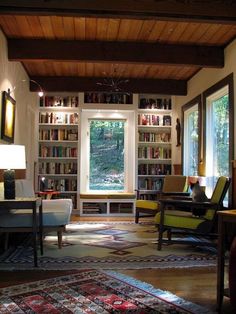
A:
0,1,236,95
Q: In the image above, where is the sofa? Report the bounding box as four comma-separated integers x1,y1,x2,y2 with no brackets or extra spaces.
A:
0,179,73,249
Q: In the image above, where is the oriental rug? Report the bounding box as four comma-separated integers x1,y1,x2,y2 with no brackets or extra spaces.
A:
0,222,217,270
0,269,216,313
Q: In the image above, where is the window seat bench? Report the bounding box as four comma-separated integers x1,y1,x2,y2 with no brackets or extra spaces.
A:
79,193,136,216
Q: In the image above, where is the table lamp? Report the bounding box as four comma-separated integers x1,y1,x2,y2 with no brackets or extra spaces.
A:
0,145,26,199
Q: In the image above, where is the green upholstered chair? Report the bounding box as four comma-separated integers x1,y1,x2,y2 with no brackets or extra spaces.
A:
154,176,231,250
135,175,189,223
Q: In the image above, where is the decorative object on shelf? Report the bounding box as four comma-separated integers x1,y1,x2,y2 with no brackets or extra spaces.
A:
176,118,181,146
0,145,26,199
1,91,16,143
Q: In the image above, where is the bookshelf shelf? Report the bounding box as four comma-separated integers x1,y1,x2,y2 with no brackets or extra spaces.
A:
37,94,79,208
137,94,172,200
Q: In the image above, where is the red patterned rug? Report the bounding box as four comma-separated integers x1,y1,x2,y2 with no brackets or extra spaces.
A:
0,269,215,313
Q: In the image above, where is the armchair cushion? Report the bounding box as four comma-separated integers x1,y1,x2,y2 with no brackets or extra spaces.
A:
155,209,206,230
136,200,158,210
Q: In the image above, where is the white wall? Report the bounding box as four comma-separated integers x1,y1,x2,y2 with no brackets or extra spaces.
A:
0,30,38,180
173,38,236,165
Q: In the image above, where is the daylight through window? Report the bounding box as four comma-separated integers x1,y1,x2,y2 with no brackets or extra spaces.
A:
89,120,125,191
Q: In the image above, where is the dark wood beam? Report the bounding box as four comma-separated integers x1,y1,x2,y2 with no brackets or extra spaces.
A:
0,0,235,24
8,39,224,68
30,76,187,95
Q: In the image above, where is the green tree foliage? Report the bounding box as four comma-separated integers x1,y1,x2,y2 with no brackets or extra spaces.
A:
212,94,229,176
89,120,125,190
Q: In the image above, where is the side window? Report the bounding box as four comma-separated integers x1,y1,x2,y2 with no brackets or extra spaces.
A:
182,96,201,176
203,74,234,203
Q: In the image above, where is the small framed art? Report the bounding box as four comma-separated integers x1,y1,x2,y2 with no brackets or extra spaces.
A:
1,91,16,143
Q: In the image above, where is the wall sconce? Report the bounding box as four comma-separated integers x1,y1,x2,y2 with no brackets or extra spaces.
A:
8,79,44,98
24,79,44,97
0,145,26,199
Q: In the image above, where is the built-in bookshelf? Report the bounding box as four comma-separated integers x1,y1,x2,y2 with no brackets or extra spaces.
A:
137,95,172,200
37,94,79,208
84,92,133,104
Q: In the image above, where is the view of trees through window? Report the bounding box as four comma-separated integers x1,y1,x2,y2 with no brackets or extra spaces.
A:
206,90,229,198
186,109,199,176
212,94,229,180
89,120,125,191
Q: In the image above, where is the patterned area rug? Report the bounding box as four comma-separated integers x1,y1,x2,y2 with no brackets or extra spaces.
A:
0,269,216,313
0,222,217,270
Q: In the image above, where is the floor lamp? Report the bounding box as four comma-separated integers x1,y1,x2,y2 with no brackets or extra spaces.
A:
0,145,26,199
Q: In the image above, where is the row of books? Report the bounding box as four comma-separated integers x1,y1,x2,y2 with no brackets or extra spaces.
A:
39,162,77,175
84,92,133,104
39,112,79,124
39,178,77,192
39,145,77,158
138,147,171,159
139,97,172,110
39,129,78,141
82,202,106,214
40,96,79,107
138,131,171,143
138,114,171,126
138,178,163,190
138,164,171,175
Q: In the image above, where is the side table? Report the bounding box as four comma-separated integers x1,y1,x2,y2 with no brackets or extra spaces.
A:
217,209,236,312
38,190,60,200
0,197,42,267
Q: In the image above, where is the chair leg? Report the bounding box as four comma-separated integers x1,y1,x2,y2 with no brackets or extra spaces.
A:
158,225,163,250
4,233,9,250
57,230,63,249
135,209,139,224
167,229,172,242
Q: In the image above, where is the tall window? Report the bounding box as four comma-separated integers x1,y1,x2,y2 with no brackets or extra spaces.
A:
205,87,229,195
182,96,200,176
203,74,233,200
80,110,135,193
89,120,125,191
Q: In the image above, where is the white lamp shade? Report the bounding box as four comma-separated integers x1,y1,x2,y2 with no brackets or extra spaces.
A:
0,145,26,169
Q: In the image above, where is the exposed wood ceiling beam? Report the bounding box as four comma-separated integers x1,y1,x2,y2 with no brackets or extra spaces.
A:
0,0,235,23
30,76,187,95
8,39,224,68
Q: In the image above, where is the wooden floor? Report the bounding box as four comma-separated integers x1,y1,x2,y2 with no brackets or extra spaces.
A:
0,215,234,313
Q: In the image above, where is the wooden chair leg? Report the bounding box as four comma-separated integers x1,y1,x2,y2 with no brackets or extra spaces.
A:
57,230,63,249
4,233,9,250
167,229,172,242
135,209,140,224
158,225,163,250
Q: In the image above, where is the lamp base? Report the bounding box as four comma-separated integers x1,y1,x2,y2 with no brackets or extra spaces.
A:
3,169,15,199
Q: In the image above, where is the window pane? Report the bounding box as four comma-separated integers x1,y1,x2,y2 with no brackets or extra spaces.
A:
206,91,229,197
183,104,199,176
89,120,125,191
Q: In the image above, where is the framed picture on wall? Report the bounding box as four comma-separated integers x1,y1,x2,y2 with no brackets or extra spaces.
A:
1,91,16,143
